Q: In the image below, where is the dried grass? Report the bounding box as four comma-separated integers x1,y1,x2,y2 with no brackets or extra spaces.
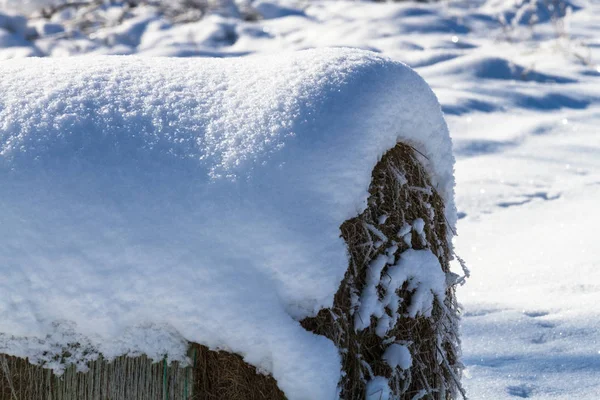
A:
0,351,191,400
301,143,463,399
0,343,284,400
188,343,285,400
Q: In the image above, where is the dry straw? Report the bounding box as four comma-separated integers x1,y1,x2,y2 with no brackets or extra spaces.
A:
0,344,284,400
0,143,462,400
302,142,463,400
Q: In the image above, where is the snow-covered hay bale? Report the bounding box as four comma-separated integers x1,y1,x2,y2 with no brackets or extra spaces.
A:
0,48,461,399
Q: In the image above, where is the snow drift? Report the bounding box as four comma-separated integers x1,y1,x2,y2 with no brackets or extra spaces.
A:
0,48,455,399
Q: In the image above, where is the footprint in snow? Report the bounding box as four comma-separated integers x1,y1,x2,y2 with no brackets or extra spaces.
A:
463,308,504,317
536,321,555,329
525,310,557,344
523,311,549,318
524,311,556,328
497,192,561,209
531,333,548,344
507,384,534,398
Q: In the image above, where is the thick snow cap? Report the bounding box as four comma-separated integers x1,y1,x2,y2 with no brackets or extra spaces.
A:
0,48,455,400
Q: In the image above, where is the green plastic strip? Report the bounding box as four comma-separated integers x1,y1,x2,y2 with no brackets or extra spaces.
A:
163,357,168,400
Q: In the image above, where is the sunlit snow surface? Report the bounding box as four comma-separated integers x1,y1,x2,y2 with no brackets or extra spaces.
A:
1,0,600,398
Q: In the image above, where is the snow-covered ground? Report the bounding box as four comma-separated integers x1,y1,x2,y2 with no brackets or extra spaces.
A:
1,0,599,398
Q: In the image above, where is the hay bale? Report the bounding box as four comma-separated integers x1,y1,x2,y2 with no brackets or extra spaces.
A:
0,143,461,400
0,49,462,399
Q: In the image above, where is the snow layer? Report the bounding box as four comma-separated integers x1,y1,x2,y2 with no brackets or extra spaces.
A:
365,376,391,400
383,343,412,370
355,247,447,334
0,48,454,399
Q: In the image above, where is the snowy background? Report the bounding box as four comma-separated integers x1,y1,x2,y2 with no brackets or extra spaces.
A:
0,0,599,398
